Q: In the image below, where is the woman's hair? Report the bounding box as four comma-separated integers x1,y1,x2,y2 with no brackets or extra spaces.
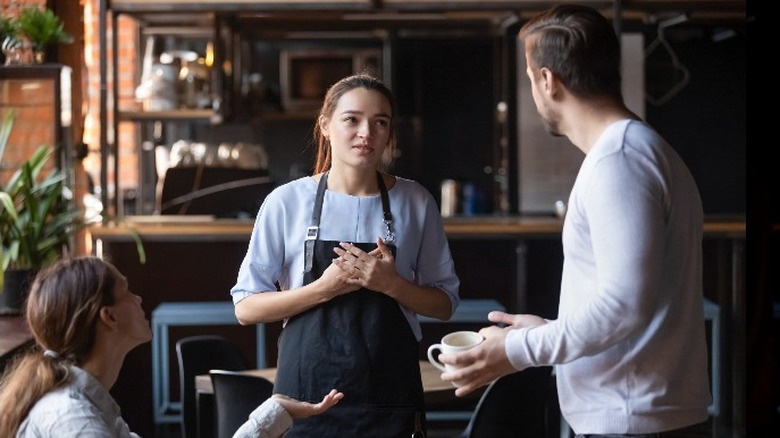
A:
0,256,118,437
312,73,397,174
518,4,623,101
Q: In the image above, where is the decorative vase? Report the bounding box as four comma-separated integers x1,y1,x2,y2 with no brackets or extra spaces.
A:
33,49,45,64
1,37,34,65
0,268,36,315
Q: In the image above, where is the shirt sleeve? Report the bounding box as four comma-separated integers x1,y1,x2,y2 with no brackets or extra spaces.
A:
231,398,293,438
506,136,666,369
414,185,460,312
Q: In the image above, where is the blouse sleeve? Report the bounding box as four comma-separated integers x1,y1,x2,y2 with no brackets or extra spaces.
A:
231,398,293,438
230,187,290,303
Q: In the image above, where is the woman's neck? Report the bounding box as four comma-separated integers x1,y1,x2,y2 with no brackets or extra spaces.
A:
325,167,379,196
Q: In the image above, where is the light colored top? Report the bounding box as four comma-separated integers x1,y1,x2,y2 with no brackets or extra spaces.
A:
18,365,139,438
504,120,710,434
231,175,460,340
232,397,292,438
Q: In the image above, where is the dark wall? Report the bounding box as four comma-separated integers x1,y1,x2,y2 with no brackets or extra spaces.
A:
744,4,777,434
642,25,746,215
392,36,497,213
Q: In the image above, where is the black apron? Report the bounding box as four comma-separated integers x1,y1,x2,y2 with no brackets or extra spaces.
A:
274,171,427,437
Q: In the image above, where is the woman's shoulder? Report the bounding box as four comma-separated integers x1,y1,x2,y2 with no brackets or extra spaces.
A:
389,175,429,195
24,379,87,424
266,175,317,200
392,176,437,201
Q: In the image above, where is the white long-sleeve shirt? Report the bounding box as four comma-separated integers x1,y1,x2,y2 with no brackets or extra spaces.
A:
17,365,300,438
232,398,292,438
18,366,139,438
505,120,711,434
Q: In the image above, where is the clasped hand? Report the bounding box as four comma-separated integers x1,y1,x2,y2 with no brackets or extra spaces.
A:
329,238,397,294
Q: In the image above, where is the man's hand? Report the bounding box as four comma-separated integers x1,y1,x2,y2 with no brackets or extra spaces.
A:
438,312,547,397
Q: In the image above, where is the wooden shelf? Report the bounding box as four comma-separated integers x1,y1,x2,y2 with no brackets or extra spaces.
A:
118,108,220,123
89,215,745,242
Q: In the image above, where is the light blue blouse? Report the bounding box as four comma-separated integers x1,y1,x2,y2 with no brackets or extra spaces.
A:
231,175,460,340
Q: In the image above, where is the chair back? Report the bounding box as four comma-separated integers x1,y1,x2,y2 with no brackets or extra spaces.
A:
210,369,275,438
176,335,251,438
463,366,558,438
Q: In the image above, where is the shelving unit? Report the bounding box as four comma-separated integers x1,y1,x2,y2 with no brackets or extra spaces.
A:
99,0,747,220
100,3,401,216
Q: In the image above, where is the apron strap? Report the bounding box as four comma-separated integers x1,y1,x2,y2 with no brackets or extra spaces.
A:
377,172,394,243
304,171,330,273
304,171,394,272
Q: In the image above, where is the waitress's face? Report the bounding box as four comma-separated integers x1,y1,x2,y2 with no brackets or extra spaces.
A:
320,88,392,171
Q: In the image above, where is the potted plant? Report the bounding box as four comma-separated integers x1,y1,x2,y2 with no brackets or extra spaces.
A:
1,111,146,314
16,6,72,63
0,111,84,313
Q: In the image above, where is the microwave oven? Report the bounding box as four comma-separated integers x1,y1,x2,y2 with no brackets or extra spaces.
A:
280,48,382,111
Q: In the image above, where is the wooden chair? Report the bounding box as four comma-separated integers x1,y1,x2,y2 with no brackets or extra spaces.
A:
210,369,275,438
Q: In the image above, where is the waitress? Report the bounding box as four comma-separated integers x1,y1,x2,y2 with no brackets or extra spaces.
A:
230,73,460,437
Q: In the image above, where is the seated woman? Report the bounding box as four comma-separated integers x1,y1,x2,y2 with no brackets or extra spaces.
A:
0,256,341,438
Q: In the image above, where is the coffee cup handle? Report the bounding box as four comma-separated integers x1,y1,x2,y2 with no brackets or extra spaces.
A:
427,343,447,372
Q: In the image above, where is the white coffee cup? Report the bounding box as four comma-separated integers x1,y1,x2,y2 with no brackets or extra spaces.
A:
427,330,484,374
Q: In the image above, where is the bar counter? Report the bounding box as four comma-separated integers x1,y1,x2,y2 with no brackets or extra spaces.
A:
0,316,32,360
88,214,745,241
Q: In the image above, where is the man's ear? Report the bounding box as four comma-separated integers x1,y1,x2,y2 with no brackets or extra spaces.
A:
539,67,556,95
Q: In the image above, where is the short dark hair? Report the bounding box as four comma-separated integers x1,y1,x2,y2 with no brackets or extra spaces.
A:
519,4,623,100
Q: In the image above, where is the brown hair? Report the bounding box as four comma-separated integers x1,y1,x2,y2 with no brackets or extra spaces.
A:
0,256,118,437
518,4,623,101
312,73,397,174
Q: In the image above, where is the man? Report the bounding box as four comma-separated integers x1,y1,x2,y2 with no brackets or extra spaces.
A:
439,4,711,437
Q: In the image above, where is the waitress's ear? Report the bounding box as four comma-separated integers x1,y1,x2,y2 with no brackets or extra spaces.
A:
318,115,330,138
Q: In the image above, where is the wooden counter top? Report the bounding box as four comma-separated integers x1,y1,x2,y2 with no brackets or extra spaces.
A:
0,316,33,362
195,360,479,405
88,215,745,241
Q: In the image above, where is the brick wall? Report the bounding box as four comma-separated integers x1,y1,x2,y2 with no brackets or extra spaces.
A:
0,78,57,186
0,1,49,186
